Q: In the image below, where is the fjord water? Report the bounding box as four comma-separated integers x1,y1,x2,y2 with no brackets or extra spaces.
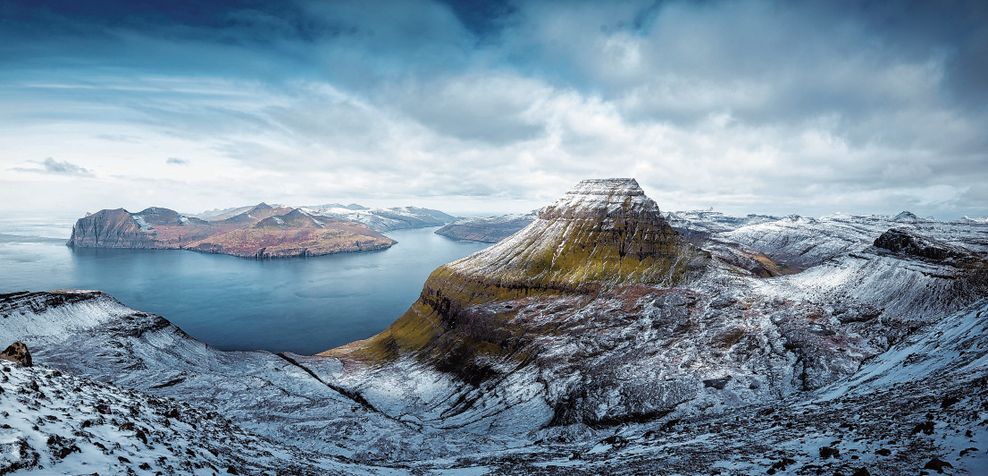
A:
0,216,486,354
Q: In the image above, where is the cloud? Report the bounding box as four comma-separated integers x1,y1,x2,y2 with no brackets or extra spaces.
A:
0,0,985,219
11,157,93,176
166,157,188,165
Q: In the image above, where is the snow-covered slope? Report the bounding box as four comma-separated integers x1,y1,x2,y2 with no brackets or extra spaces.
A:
0,361,328,474
302,204,456,232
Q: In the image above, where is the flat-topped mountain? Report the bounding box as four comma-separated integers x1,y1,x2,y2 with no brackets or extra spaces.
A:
68,203,395,258
327,178,708,362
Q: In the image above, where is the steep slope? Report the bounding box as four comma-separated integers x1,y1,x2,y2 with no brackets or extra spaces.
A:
435,212,537,243
66,208,155,248
329,178,708,363
67,204,395,259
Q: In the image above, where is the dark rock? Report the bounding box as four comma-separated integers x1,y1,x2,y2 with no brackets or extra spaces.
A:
703,376,732,390
874,228,965,261
767,457,796,474
851,468,871,476
819,446,840,459
923,458,953,473
913,420,935,435
941,395,960,408
0,342,32,367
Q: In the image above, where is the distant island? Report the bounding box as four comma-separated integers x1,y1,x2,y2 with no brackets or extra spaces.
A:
67,202,455,259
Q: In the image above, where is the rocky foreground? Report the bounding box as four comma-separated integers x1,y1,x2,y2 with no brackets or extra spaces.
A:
67,203,396,259
4,178,988,474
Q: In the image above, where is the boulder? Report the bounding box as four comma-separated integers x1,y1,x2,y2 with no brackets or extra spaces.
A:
0,342,32,367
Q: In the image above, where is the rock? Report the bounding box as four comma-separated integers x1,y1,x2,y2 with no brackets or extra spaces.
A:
874,228,965,261
819,446,840,459
923,458,953,473
0,342,31,367
703,376,732,390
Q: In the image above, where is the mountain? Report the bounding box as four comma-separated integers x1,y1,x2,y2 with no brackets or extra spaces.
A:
68,203,395,259
194,202,456,232
301,204,457,232
434,212,536,243
10,177,988,473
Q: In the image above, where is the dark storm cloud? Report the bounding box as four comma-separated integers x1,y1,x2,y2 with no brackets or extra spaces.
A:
0,0,985,218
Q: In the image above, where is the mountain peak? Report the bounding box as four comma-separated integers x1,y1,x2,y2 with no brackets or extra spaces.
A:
443,177,702,289
893,210,919,222
540,178,657,220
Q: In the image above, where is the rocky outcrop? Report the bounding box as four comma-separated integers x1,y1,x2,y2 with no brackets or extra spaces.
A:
874,228,967,261
67,208,154,248
66,203,395,259
435,213,536,243
0,341,31,366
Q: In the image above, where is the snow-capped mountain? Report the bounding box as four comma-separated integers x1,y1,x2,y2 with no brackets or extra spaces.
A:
301,204,457,232
196,202,457,232
4,178,988,474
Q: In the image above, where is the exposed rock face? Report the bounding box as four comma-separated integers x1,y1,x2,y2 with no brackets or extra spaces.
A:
0,341,31,366
434,213,535,243
68,208,153,248
874,228,967,261
67,203,395,259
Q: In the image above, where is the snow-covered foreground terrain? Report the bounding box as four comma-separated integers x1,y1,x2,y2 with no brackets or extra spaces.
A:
2,179,987,474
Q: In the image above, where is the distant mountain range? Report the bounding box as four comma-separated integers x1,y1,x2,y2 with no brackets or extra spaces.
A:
6,178,988,473
196,203,456,232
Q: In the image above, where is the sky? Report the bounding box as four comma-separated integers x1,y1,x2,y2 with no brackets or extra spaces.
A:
0,0,986,218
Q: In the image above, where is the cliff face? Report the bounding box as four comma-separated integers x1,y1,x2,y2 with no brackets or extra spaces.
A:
67,208,156,248
67,204,395,258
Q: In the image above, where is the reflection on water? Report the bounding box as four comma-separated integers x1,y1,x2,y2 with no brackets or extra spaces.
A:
0,223,486,354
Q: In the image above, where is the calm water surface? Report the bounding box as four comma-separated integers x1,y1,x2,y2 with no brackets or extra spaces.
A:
0,216,486,354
